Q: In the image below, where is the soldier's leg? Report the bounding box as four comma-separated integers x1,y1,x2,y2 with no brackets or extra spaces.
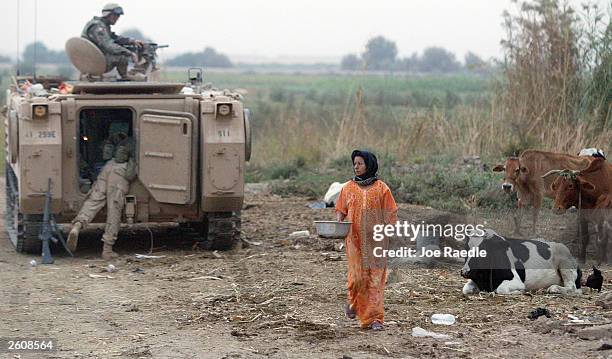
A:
73,190,107,225
68,189,107,252
107,53,146,81
130,57,150,75
106,54,130,79
101,188,126,260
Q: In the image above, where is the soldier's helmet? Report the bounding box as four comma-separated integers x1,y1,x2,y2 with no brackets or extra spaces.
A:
102,3,124,17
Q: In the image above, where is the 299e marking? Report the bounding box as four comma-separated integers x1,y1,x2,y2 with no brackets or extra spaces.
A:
23,130,56,139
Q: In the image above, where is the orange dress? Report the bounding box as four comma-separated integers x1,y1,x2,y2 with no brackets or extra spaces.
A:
335,180,398,328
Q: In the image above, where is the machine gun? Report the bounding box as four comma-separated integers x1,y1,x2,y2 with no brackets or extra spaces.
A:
126,42,169,72
39,178,74,264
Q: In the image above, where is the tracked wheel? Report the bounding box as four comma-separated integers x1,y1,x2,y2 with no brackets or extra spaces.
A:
185,212,241,251
5,166,42,254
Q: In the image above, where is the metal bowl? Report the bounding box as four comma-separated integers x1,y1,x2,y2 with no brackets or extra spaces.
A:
314,221,352,238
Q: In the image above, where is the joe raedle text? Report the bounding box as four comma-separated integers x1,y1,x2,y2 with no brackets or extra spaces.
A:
372,246,487,259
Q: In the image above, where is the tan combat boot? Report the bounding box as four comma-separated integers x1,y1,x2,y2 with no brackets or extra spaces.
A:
67,222,82,252
102,243,119,261
126,70,146,81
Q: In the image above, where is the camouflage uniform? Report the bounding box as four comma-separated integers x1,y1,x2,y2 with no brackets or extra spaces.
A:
73,158,136,242
81,16,136,78
69,144,136,259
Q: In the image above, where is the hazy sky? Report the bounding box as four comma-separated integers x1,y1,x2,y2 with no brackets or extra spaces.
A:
0,0,607,63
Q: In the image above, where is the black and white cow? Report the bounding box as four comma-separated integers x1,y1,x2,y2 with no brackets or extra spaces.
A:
461,230,582,295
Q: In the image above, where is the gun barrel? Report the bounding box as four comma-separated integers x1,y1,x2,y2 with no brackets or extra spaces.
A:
157,45,169,49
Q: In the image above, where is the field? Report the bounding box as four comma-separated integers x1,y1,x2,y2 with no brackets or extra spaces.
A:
161,69,608,213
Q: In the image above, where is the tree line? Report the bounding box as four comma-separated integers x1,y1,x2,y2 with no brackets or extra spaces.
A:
341,36,490,73
4,30,493,72
7,28,235,71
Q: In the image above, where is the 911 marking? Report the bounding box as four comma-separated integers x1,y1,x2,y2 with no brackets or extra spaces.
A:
218,129,230,137
38,131,56,138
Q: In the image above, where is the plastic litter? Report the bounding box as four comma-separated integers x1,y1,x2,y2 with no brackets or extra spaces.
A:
308,201,327,209
323,182,346,206
568,314,585,324
104,264,117,273
135,254,166,259
431,314,456,325
29,260,37,267
289,230,310,238
411,327,450,339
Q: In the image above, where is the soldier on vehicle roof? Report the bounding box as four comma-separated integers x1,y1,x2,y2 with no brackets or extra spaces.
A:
81,3,147,80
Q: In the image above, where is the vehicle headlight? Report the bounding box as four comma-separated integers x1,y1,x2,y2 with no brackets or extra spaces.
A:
33,105,48,119
217,104,231,117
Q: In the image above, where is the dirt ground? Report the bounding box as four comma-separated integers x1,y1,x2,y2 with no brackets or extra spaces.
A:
1,179,611,359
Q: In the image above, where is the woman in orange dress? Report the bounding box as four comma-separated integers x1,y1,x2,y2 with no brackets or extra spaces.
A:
335,150,398,330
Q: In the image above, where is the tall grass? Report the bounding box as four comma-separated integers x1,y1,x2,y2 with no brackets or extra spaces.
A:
496,0,611,152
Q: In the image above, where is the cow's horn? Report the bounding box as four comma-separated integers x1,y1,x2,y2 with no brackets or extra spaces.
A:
541,170,562,178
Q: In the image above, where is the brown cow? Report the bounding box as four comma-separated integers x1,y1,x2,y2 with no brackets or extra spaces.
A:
493,150,592,234
543,158,612,263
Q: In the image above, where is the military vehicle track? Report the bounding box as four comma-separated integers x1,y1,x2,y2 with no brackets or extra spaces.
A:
5,166,42,253
207,212,241,250
183,212,241,250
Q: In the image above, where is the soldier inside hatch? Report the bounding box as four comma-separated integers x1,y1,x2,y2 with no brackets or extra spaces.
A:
68,138,137,261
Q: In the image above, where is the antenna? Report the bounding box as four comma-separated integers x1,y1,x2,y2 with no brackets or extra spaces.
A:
33,0,38,80
16,0,20,76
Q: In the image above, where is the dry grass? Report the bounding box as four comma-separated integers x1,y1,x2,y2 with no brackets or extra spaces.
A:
250,88,612,168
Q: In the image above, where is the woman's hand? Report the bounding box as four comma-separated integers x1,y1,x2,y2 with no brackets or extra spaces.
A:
337,212,346,221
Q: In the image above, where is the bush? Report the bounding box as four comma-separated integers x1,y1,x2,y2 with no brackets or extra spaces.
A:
166,47,233,68
381,162,512,212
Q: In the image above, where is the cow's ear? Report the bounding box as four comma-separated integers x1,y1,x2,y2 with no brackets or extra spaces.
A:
492,164,505,172
578,179,595,191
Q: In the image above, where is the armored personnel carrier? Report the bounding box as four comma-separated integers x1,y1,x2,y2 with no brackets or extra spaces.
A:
3,41,251,253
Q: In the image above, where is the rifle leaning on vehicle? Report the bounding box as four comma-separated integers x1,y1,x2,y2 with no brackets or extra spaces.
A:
39,178,74,264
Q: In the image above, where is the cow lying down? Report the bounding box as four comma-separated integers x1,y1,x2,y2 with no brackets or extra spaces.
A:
461,230,582,295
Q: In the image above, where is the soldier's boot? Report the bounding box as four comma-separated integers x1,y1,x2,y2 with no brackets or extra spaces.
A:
126,68,147,81
116,62,129,80
102,242,119,261
125,72,146,81
67,222,82,252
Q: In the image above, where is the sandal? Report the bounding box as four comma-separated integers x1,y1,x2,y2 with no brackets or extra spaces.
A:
370,321,384,331
343,303,356,319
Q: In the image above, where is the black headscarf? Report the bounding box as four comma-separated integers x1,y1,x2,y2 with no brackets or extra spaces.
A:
351,149,378,186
